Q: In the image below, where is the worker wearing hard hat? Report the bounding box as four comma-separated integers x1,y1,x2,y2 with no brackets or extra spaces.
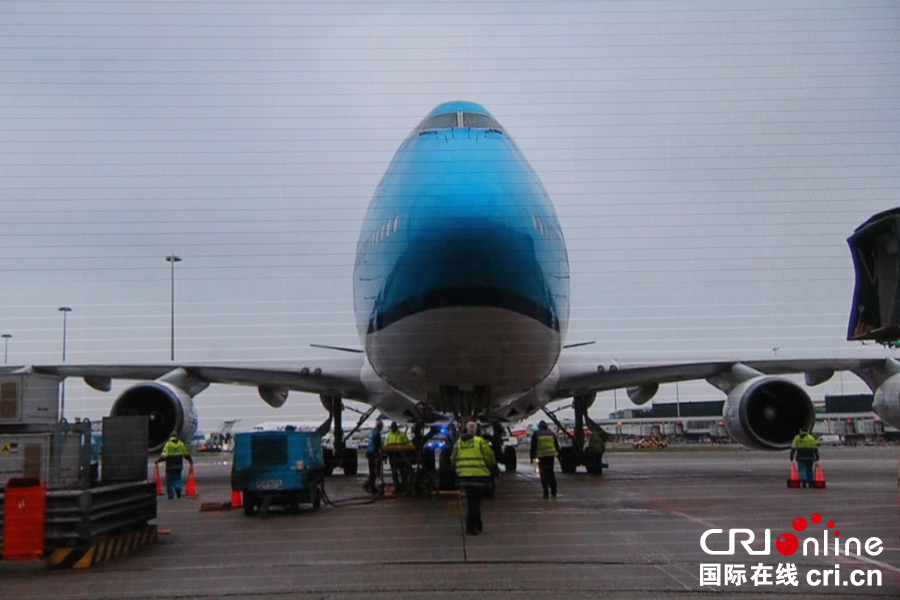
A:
452,421,496,535
530,421,561,498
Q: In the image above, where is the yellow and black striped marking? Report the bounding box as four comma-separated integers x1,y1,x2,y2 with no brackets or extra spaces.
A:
48,525,157,569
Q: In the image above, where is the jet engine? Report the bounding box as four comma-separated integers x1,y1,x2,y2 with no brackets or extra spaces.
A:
873,373,900,430
722,376,815,450
110,381,198,452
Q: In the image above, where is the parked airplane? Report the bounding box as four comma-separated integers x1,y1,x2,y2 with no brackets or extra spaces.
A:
16,101,900,475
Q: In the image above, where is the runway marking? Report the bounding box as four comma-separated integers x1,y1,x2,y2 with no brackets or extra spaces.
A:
669,510,719,530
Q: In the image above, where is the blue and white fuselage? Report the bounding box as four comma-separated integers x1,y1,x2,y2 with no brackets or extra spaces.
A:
354,102,569,420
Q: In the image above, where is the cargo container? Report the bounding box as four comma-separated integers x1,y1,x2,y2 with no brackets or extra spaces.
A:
0,422,91,490
0,374,60,425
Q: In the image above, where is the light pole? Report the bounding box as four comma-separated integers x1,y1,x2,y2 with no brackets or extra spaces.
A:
2,334,11,364
675,381,681,419
59,307,72,420
166,254,182,361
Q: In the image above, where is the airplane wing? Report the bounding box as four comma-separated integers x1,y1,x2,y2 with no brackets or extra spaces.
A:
11,356,372,452
28,355,369,401
553,354,898,400
551,353,900,450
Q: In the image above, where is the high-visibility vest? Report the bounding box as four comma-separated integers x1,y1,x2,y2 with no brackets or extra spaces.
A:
792,433,818,450
160,439,190,458
385,430,409,446
587,432,605,453
791,433,819,460
160,439,190,470
533,429,558,458
452,436,495,478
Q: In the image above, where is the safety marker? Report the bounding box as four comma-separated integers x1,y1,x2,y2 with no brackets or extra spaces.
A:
185,467,198,498
48,525,157,569
787,461,800,488
230,489,242,508
154,464,163,496
812,463,826,489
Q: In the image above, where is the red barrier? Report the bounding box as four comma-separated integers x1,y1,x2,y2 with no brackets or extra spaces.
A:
3,477,47,561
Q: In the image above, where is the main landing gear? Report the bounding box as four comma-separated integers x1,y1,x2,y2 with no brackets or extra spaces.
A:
319,394,364,476
543,394,607,475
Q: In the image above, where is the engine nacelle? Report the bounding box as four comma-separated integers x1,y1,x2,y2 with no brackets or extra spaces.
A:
723,376,815,450
110,381,198,452
873,373,900,429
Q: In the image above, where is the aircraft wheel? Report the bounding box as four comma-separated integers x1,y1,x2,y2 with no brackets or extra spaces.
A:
342,449,358,476
421,448,436,472
438,447,457,490
322,448,335,476
559,447,579,474
503,446,517,472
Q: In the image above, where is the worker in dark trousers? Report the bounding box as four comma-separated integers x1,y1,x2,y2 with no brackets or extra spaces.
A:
452,422,496,535
530,421,560,498
156,434,193,500
364,419,383,493
384,422,413,492
789,428,819,488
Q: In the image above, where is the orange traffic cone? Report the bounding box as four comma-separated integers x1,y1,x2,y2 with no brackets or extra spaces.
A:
230,489,243,508
787,461,800,488
185,466,198,498
154,464,164,496
812,463,826,489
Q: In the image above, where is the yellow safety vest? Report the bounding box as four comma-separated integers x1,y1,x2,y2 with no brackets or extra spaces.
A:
160,439,190,458
385,430,410,446
792,433,818,449
452,436,496,478
534,430,558,458
587,432,605,453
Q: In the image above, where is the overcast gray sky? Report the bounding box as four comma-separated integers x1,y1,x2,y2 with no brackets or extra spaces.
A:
1,1,898,431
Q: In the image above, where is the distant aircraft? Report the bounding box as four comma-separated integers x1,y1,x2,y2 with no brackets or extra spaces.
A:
20,101,900,475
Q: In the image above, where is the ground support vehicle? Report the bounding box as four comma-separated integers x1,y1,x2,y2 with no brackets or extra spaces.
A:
231,430,326,516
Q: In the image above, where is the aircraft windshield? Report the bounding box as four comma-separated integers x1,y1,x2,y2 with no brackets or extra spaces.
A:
462,113,502,131
419,112,504,132
419,113,458,131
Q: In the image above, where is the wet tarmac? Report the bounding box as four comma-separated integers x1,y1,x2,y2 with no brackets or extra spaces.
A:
3,445,899,599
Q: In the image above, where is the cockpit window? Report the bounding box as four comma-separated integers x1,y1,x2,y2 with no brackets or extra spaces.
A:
419,113,458,131
462,113,502,132
419,111,504,133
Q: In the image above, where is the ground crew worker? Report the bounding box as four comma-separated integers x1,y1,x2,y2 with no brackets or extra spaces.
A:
452,421,496,535
364,419,383,493
586,424,606,475
789,428,820,488
530,421,560,498
155,433,193,500
384,422,413,492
